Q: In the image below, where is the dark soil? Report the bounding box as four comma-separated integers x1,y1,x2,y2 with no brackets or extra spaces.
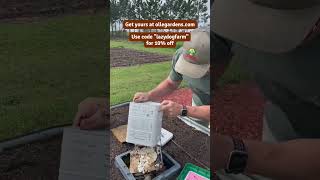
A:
110,48,172,67
0,136,62,180
110,105,210,180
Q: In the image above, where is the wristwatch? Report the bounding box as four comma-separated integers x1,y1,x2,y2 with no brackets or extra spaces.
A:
225,137,248,174
180,105,188,116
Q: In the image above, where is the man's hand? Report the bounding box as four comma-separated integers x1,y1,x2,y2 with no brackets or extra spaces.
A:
160,100,183,118
73,97,107,130
133,77,181,103
213,133,320,180
133,92,150,103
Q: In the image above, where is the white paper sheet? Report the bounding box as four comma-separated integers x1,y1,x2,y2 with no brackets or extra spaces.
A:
126,102,163,147
58,127,107,180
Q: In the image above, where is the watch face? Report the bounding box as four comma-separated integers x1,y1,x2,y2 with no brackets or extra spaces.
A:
181,109,187,116
227,151,248,173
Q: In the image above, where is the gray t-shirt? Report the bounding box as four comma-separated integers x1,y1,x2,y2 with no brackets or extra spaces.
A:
227,36,320,139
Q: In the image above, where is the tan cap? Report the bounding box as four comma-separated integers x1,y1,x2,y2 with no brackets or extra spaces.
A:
175,29,210,78
212,0,320,53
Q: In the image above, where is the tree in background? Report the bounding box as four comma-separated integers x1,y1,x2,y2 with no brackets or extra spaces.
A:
195,0,209,25
127,1,137,20
110,0,209,22
118,0,131,37
161,0,183,20
133,0,144,32
110,0,209,37
110,0,120,37
141,0,164,32
126,1,137,35
142,0,163,20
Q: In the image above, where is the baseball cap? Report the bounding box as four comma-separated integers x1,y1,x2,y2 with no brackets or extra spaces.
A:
212,0,320,53
175,29,210,78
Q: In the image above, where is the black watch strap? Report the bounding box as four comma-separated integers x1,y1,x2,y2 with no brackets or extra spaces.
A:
225,137,248,174
181,105,187,116
232,137,246,152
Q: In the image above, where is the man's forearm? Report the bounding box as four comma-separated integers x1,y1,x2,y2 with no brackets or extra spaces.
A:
148,77,180,101
213,133,320,179
246,139,320,180
186,105,210,122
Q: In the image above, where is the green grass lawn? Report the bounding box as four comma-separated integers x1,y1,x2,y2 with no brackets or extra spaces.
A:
110,61,188,105
110,40,180,105
110,62,171,105
110,56,249,106
111,40,182,55
0,14,107,140
110,40,250,105
111,40,250,87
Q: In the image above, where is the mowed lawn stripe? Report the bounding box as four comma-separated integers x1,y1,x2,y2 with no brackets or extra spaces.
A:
0,14,107,140
110,62,171,105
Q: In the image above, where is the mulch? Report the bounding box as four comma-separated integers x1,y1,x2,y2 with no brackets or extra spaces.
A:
162,82,265,140
213,82,265,140
110,48,172,67
161,88,192,106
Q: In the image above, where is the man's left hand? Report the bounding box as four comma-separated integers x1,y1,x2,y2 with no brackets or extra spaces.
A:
160,100,183,118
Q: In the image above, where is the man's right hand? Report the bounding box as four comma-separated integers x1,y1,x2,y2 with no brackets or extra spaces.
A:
73,97,107,130
133,92,150,103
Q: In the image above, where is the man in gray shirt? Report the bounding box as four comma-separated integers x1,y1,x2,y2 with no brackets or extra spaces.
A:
212,0,320,179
